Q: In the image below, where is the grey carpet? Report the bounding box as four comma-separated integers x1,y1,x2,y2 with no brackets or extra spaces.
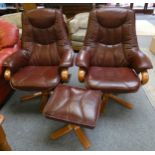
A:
1,14,155,151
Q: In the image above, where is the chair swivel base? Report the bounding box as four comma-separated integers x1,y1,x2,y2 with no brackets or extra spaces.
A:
20,91,51,112
51,124,91,149
101,93,134,113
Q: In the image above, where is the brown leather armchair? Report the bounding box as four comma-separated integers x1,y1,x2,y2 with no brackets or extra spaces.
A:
3,8,73,111
76,7,153,110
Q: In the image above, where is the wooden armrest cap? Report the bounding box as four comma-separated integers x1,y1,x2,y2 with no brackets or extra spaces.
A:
78,68,86,82
141,70,149,85
4,69,11,81
61,69,69,82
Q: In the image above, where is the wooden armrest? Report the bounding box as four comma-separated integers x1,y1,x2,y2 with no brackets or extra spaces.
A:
140,70,149,85
78,68,86,82
61,68,69,82
4,68,11,81
0,114,5,125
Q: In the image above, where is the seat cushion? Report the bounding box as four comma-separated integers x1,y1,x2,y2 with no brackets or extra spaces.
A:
71,29,87,42
11,66,60,91
86,67,140,93
43,84,102,128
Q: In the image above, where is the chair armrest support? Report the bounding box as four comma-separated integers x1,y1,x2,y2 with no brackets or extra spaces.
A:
4,68,11,81
61,68,69,82
78,67,86,82
140,70,149,85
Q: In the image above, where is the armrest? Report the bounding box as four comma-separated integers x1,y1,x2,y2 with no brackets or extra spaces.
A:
59,46,74,68
76,47,91,70
3,49,30,80
0,114,4,125
68,18,79,34
59,46,74,82
129,49,153,73
3,49,30,73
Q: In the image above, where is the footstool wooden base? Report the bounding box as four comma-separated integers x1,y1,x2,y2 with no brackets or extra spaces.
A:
43,84,102,149
51,124,90,149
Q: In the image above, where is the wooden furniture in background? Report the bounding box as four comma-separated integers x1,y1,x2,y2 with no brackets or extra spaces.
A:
22,3,37,11
0,115,11,151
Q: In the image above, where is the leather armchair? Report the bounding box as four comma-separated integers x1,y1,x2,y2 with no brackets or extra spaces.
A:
76,7,153,110
0,19,20,107
3,8,73,111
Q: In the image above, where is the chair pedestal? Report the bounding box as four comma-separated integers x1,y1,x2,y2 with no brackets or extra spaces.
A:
101,94,134,113
20,91,51,112
51,124,91,149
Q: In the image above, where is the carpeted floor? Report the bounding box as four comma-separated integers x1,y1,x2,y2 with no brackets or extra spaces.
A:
1,14,155,151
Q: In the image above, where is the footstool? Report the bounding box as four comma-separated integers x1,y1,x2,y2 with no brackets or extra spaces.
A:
43,84,102,149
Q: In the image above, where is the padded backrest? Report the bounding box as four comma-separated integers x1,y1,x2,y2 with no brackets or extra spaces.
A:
1,12,22,28
75,12,89,29
84,7,139,67
22,8,70,66
0,19,19,50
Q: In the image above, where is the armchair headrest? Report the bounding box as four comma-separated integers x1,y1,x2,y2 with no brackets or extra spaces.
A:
26,8,56,29
95,7,131,28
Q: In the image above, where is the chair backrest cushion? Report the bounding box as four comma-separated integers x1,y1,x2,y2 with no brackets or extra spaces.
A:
22,8,70,66
75,12,89,29
84,7,138,67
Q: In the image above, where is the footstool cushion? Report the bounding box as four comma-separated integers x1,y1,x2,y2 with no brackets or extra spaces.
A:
43,84,102,128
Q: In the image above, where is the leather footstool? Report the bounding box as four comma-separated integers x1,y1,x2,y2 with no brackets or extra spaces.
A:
43,84,102,149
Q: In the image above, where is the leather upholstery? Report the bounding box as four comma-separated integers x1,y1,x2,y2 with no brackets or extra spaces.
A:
3,8,73,90
43,84,102,128
86,67,140,93
76,7,152,92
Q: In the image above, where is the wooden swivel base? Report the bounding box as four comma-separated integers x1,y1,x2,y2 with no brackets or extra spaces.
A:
51,124,91,149
101,93,134,113
20,91,51,112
